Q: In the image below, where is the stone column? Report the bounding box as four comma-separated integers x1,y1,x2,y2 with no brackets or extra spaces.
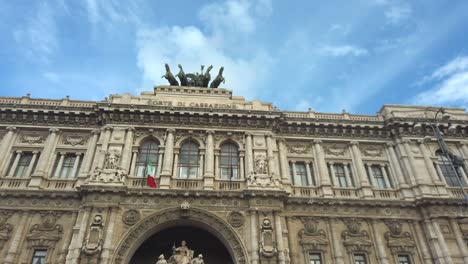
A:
25,151,39,177
214,150,220,179
305,161,314,186
57,212,78,264
329,162,336,187
385,142,408,187
344,163,353,187
432,220,453,264
0,127,16,173
97,126,113,169
70,153,82,178
157,150,164,176
4,212,31,264
419,139,442,184
245,133,254,177
250,210,259,264
239,153,245,180
120,127,135,173
274,211,285,264
328,218,345,264
278,138,290,183
366,164,376,188
54,152,66,178
411,220,432,263
291,161,297,186
160,129,175,189
381,164,392,188
7,151,22,177
32,128,60,176
101,208,116,264
266,133,276,177
77,129,100,185
371,220,389,264
450,219,468,263
172,151,179,178
204,130,215,190
66,208,91,264
400,139,418,185
423,218,446,264
313,140,333,196
349,141,373,196
129,150,138,176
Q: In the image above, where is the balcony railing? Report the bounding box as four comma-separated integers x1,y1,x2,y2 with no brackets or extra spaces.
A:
373,189,400,200
333,187,360,198
447,187,468,199
292,186,320,197
215,180,244,190
42,179,77,190
0,178,30,189
171,179,203,190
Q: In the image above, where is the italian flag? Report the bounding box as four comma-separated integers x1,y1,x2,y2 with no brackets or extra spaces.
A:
146,160,157,188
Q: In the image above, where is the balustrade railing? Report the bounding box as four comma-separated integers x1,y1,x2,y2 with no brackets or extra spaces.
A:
215,180,244,190
373,189,400,200
171,179,203,190
42,179,77,190
333,187,360,198
292,186,320,197
447,187,467,198
0,178,30,189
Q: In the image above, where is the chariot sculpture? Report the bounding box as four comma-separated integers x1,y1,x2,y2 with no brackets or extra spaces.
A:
162,64,225,88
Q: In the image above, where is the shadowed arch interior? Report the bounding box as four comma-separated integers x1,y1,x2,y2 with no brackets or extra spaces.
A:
130,225,233,264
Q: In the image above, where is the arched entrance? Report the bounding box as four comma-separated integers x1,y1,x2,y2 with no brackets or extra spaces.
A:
130,226,232,264
112,207,248,264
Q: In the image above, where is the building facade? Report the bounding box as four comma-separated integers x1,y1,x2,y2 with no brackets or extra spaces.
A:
0,85,467,264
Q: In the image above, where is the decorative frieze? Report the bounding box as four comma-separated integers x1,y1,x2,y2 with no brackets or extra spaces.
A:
324,143,347,156
360,145,384,158
19,133,45,144
287,141,312,154
62,134,87,146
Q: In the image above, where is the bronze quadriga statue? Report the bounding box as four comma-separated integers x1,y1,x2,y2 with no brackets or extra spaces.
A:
162,64,225,88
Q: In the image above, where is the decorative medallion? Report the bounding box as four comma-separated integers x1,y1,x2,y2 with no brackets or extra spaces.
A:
122,210,141,226
227,211,245,228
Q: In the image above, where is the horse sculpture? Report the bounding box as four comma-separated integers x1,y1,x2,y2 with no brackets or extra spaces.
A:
162,64,179,86
210,67,225,88
176,64,188,86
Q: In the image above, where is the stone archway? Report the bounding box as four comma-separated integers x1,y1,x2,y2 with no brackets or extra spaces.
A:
112,207,249,264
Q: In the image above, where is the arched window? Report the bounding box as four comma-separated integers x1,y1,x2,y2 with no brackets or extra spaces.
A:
136,140,159,177
220,143,239,180
178,140,199,179
435,150,466,187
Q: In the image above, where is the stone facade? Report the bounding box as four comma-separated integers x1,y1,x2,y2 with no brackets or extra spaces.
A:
0,85,467,264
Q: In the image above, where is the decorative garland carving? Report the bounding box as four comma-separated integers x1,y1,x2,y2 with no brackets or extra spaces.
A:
19,134,45,144
298,217,328,252
341,218,372,253
112,207,248,264
324,144,346,156
63,134,87,146
384,220,416,254
287,142,311,154
360,146,384,157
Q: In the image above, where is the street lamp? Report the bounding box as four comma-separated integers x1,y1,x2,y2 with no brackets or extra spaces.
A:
416,107,468,203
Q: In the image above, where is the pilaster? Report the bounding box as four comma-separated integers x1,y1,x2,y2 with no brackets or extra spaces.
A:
349,141,373,197
313,140,333,197
160,128,175,189
29,128,60,188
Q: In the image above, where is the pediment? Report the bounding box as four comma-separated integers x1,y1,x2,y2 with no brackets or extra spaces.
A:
343,237,372,253
27,229,62,242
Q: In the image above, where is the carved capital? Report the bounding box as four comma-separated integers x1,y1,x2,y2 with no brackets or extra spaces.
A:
103,125,113,131
313,139,322,144
6,126,16,132
244,132,252,137
49,128,60,134
402,139,412,144
166,128,176,134
206,130,215,135
126,126,136,132
349,140,359,146
91,129,101,135
386,142,395,147
265,132,273,138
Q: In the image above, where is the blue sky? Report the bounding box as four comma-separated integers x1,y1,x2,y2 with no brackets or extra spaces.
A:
1,0,468,114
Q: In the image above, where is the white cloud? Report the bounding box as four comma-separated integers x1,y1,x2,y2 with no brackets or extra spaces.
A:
135,0,273,98
43,72,61,83
413,56,468,108
318,45,369,57
385,5,412,24
329,24,351,36
13,2,58,63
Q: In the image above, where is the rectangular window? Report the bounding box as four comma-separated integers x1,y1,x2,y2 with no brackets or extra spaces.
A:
371,165,387,189
14,152,33,177
31,249,47,264
398,255,411,264
52,153,82,178
309,252,322,264
295,162,308,186
354,254,367,264
333,163,347,187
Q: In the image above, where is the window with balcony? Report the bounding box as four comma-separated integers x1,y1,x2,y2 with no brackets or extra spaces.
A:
219,142,239,180
309,252,322,264
289,161,314,186
353,254,367,264
435,150,467,187
328,162,355,187
31,249,47,264
7,151,39,178
136,140,159,177
398,255,411,264
366,164,393,189
51,153,83,178
178,140,200,179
